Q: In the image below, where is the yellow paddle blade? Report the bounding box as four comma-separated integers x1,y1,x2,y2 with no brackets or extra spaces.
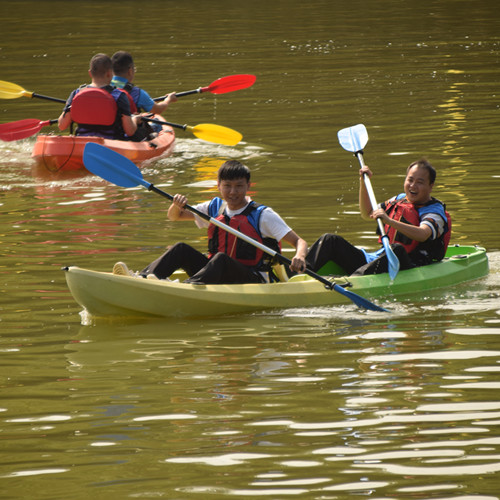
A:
0,80,33,99
187,123,242,146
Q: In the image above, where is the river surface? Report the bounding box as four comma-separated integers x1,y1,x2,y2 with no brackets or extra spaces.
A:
1,0,500,498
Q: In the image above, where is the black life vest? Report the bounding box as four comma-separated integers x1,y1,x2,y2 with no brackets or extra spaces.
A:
122,82,139,114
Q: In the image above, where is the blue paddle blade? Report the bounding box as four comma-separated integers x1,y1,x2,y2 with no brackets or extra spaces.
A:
332,283,389,312
338,124,369,153
83,143,151,189
381,236,400,281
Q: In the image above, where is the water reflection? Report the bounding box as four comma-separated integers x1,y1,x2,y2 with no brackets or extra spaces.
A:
2,0,500,497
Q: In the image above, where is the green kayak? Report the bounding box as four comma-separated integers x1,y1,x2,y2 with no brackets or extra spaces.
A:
63,244,488,319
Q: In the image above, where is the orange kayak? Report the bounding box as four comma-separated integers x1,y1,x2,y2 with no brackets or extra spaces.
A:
32,118,175,172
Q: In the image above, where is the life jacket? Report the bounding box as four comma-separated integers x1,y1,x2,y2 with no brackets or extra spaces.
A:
207,198,280,270
381,194,452,262
122,82,139,113
70,85,125,138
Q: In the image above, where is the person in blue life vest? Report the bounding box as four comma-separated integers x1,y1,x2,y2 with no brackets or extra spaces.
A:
113,160,308,284
111,51,177,141
305,159,451,276
58,53,141,140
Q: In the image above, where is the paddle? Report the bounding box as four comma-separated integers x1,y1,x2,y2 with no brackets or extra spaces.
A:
153,74,256,101
0,118,58,141
338,124,400,281
82,142,388,312
0,80,65,103
142,117,242,146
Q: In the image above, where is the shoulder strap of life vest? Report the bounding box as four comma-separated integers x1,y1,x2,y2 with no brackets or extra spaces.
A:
208,198,267,235
119,83,138,114
208,197,227,218
71,86,118,126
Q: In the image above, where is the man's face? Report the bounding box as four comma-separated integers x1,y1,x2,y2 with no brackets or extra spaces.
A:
218,177,250,210
404,165,434,205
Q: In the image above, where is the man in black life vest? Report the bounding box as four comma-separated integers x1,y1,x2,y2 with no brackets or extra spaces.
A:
111,51,177,115
306,159,451,276
111,51,178,141
113,160,308,284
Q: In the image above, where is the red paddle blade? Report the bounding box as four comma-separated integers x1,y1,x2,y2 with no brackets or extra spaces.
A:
205,74,256,94
0,118,51,141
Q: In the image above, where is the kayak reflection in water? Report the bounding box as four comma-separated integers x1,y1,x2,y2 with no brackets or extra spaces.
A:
306,159,451,276
113,160,308,284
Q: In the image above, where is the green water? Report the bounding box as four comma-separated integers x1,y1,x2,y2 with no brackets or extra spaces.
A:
1,0,500,498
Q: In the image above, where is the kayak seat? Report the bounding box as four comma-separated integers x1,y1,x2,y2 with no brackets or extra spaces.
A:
317,260,347,276
271,263,289,282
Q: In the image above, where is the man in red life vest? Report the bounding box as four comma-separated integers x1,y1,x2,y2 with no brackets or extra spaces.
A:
58,53,141,140
306,159,451,275
113,160,308,284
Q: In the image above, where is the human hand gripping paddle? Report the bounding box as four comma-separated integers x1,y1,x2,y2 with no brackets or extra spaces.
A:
153,74,256,101
82,142,388,312
338,124,400,281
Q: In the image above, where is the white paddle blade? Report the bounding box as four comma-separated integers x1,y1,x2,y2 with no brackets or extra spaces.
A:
338,124,369,153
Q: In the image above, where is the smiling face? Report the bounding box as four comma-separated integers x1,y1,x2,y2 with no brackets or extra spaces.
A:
218,177,251,211
404,165,434,205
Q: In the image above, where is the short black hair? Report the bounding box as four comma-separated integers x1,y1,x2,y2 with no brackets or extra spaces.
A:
89,53,112,77
408,158,436,184
218,160,251,182
111,51,134,76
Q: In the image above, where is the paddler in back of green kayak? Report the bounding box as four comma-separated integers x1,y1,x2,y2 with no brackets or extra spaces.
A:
306,158,451,276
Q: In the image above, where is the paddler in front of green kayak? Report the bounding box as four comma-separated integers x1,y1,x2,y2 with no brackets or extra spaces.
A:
113,160,308,283
305,158,452,276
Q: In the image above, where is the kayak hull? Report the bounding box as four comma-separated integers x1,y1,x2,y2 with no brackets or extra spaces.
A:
32,118,175,172
64,245,489,319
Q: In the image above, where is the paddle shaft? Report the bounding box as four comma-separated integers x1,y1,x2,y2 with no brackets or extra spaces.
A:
148,184,338,291
153,74,256,101
30,93,65,103
154,88,207,101
142,116,187,131
356,151,388,238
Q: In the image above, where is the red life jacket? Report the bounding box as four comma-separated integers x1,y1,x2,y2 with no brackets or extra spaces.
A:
71,87,118,125
207,199,280,269
381,195,451,261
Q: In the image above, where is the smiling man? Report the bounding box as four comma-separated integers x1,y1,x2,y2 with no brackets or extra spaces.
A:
113,160,307,284
305,158,451,276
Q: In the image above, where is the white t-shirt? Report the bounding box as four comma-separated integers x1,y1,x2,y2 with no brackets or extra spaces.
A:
193,199,292,242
